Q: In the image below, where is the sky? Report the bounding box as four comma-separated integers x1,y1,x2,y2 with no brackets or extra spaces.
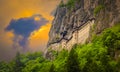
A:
0,0,62,61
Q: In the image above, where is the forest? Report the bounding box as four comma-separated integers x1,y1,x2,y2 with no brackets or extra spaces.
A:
0,24,120,72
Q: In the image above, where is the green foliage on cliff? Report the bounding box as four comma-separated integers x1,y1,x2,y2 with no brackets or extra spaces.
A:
59,0,82,11
59,0,76,10
66,0,75,10
59,0,65,7
0,24,120,72
94,5,104,16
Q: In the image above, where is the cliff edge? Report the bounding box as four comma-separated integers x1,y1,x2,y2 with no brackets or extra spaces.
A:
47,0,120,51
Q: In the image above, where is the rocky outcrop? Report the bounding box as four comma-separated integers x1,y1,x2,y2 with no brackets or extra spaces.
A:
47,0,120,51
95,0,120,34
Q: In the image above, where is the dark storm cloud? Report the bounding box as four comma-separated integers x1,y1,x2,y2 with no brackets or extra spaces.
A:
5,14,48,48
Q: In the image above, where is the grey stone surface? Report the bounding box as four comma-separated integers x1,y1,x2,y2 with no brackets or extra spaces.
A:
47,0,120,51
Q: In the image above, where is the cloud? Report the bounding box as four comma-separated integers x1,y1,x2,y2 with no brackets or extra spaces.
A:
0,0,62,61
5,14,48,48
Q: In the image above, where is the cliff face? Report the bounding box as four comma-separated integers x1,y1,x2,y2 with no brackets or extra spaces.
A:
47,0,120,51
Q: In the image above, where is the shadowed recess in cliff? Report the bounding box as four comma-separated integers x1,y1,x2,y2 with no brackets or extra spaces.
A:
5,14,49,48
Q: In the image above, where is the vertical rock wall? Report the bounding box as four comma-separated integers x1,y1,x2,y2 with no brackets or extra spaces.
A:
47,0,120,51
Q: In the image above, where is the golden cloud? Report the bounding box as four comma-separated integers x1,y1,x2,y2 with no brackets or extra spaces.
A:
0,0,61,60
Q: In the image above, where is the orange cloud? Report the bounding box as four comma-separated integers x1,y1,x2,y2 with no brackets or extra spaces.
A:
28,23,51,51
0,0,61,60
0,0,58,44
29,23,51,40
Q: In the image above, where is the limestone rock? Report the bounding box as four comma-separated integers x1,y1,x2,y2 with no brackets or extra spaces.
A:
47,0,120,51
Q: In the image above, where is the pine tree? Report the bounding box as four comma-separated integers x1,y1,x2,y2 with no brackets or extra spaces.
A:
66,44,80,72
14,52,23,72
49,64,55,72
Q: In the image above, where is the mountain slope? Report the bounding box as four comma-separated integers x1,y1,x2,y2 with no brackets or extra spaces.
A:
47,0,120,51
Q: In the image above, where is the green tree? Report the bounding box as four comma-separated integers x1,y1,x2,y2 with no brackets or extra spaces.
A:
66,45,80,72
13,52,23,72
101,24,120,58
53,49,68,72
0,61,10,72
49,64,55,72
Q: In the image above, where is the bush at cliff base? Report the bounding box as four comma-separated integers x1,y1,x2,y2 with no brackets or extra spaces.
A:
0,24,120,72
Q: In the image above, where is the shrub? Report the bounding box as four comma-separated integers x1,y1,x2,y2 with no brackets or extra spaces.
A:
59,0,65,7
94,5,104,16
66,0,75,10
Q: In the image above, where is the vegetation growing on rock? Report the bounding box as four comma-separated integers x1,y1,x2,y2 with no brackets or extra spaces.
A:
0,24,120,72
94,5,104,16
